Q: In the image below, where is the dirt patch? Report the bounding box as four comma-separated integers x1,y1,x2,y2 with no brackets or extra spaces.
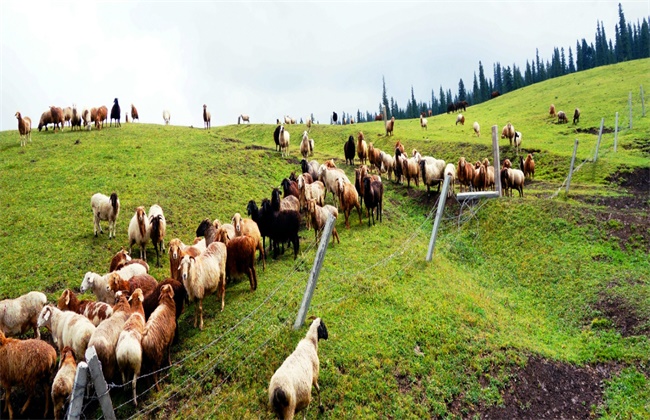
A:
576,127,615,135
593,294,646,336
285,157,301,165
245,144,270,151
606,166,649,196
459,356,618,419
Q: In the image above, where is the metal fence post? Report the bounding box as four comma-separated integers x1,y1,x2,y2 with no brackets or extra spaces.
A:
492,125,502,196
426,175,451,262
85,346,116,420
566,139,579,195
294,215,335,330
66,361,89,420
614,112,619,153
594,117,604,162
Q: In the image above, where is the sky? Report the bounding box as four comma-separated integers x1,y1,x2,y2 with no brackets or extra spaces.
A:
1,1,649,132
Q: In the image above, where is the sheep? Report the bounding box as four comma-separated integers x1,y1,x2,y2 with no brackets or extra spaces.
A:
37,305,96,362
402,155,420,188
232,212,266,270
272,188,301,214
110,98,121,127
51,346,77,420
318,164,350,207
279,125,291,157
247,200,274,254
62,107,73,127
71,105,82,131
300,131,314,159
298,175,325,218
457,157,475,193
354,165,380,209
420,114,428,130
108,272,159,299
513,131,522,153
455,114,465,126
109,247,140,273
268,317,329,420
394,148,405,184
203,104,211,129
239,114,250,124
129,206,151,261
216,229,258,291
444,163,457,197
281,178,300,200
419,156,446,195
80,263,148,304
82,108,91,130
343,135,356,165
367,143,382,173
378,151,394,181
472,161,487,191
483,158,495,190
473,121,480,137
500,167,525,197
557,110,568,124
57,289,113,327
0,291,47,339
549,104,556,117
95,105,108,130
357,131,368,165
115,288,146,406
131,104,140,122
385,116,395,135
336,177,362,229
141,284,176,392
163,109,171,125
306,199,340,244
15,111,31,147
573,108,581,124
91,192,120,239
523,153,535,180
285,115,292,124
168,238,205,281
38,109,54,131
0,330,57,420
196,218,221,246
260,199,301,260
179,242,227,329
273,125,282,151
86,292,132,382
301,159,320,181
306,118,312,130
502,158,513,169
363,176,383,226
148,204,167,268
50,106,64,132
141,279,186,344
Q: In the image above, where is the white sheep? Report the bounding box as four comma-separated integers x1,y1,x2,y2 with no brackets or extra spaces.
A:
0,291,47,339
378,151,395,181
128,206,151,261
444,163,457,197
419,156,446,195
279,126,291,157
115,288,146,406
162,109,171,125
300,131,314,159
80,263,148,304
473,121,480,137
420,115,428,130
513,131,522,153
91,192,120,239
317,164,350,207
37,305,96,362
268,318,329,419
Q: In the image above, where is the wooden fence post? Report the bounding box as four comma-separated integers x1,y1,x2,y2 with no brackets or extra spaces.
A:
66,361,89,420
566,139,579,195
85,346,116,420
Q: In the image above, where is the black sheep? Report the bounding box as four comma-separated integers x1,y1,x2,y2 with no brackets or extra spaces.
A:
363,177,383,226
260,199,300,260
273,125,281,151
110,98,121,127
247,200,272,253
344,135,356,165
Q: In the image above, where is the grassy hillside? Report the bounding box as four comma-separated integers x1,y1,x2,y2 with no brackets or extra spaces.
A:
0,59,648,419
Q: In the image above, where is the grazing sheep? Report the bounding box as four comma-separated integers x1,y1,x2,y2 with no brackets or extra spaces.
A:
385,116,395,135
203,104,211,130
115,288,146,406
129,206,151,261
378,151,395,181
522,154,535,180
573,108,581,124
420,114,428,130
549,104,556,117
0,330,57,420
501,122,515,145
420,156,446,195
268,318,329,420
15,111,32,147
50,106,64,132
343,135,356,165
357,131,368,165
279,126,291,157
62,107,72,127
141,284,176,392
82,108,91,130
239,114,250,124
80,263,148,304
301,159,320,181
57,289,113,327
163,109,171,125
148,204,167,268
363,177,383,226
260,199,301,260
91,192,120,239
38,109,54,132
131,104,139,122
216,229,258,291
51,346,77,420
306,199,340,244
110,98,121,127
179,242,227,329
367,143,382,173
37,305,96,362
444,163,457,197
336,177,362,229
455,114,465,126
95,106,108,130
232,212,266,270
71,105,82,131
513,131,522,153
318,164,350,207
457,157,475,193
0,291,47,339
374,113,383,121
473,121,480,137
300,131,314,158
557,111,568,124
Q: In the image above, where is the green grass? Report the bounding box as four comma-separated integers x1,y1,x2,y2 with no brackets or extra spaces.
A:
1,59,649,418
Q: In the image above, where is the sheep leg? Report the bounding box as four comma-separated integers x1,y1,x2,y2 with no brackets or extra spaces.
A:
332,228,340,244
219,278,226,311
315,381,324,412
132,373,138,406
258,243,266,271
4,386,13,418
198,299,204,330
20,391,33,415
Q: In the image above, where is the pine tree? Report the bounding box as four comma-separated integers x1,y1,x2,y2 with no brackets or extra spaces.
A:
458,79,467,102
568,47,576,73
478,61,489,101
576,41,583,71
535,49,543,82
494,62,503,94
616,3,630,61
502,66,514,93
410,86,418,118
472,73,480,104
640,18,650,59
439,86,447,114
513,64,524,89
524,60,533,85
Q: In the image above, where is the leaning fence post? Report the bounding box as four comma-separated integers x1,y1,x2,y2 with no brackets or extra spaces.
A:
491,125,502,197
426,174,451,262
641,85,646,117
294,214,335,330
566,139,579,195
629,92,633,129
66,361,89,420
594,117,604,162
85,346,116,420
614,112,619,153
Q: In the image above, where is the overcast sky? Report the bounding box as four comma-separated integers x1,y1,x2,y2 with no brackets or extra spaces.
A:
1,1,648,132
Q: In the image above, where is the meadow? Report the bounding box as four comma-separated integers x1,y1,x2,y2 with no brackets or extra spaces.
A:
0,58,648,419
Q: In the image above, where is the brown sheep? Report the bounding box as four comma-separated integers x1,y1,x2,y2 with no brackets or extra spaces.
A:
131,104,140,122
394,140,405,155
95,105,108,130
336,178,362,229
0,331,57,419
482,158,495,190
501,122,515,145
472,161,487,191
573,108,581,124
15,111,32,146
457,157,475,193
50,106,64,132
231,212,266,270
203,105,211,129
385,116,395,136
142,278,186,344
115,288,146,406
168,238,203,281
557,111,568,124
401,155,420,188
356,131,368,165
108,272,158,298
363,176,383,226
51,346,77,420
217,230,258,291
306,199,340,244
57,289,113,327
523,154,535,180
142,284,176,392
549,104,556,117
367,143,382,173
455,114,465,126
38,109,53,131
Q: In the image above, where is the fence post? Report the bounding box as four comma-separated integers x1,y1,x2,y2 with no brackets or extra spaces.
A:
66,361,89,420
629,92,633,129
426,174,451,262
294,214,335,330
491,125,502,197
594,117,604,162
566,139,579,195
85,346,116,420
641,85,646,117
614,112,619,153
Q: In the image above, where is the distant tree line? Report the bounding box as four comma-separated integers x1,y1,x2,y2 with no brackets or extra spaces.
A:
353,3,649,123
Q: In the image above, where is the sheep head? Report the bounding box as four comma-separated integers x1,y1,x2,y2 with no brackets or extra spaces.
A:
80,272,97,293
232,213,243,234
179,255,194,283
37,305,54,328
160,283,175,300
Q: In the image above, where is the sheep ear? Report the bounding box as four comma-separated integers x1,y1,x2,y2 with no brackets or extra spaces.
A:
138,293,144,302
65,291,71,305
43,308,51,322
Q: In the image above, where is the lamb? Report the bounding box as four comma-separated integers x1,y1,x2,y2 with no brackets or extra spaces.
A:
336,177,362,229
300,131,314,159
573,108,581,124
420,114,428,130
80,263,148,304
115,288,146,406
306,199,340,244
216,229,258,291
232,212,266,270
557,111,568,124
128,206,151,261
455,114,465,126
91,192,120,239
457,157,475,193
15,111,31,147
0,330,57,419
378,151,394,181
110,98,121,127
0,291,47,339
419,156,446,195
343,135,356,165
444,163,457,197
57,289,113,327
179,242,227,330
363,176,383,226
141,284,176,391
162,109,171,125
51,346,77,419
268,318,329,420
203,104,211,129
148,204,167,268
279,126,291,157
131,104,140,122
522,153,535,180
385,116,396,135
357,131,368,165
473,121,480,137
37,305,96,362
